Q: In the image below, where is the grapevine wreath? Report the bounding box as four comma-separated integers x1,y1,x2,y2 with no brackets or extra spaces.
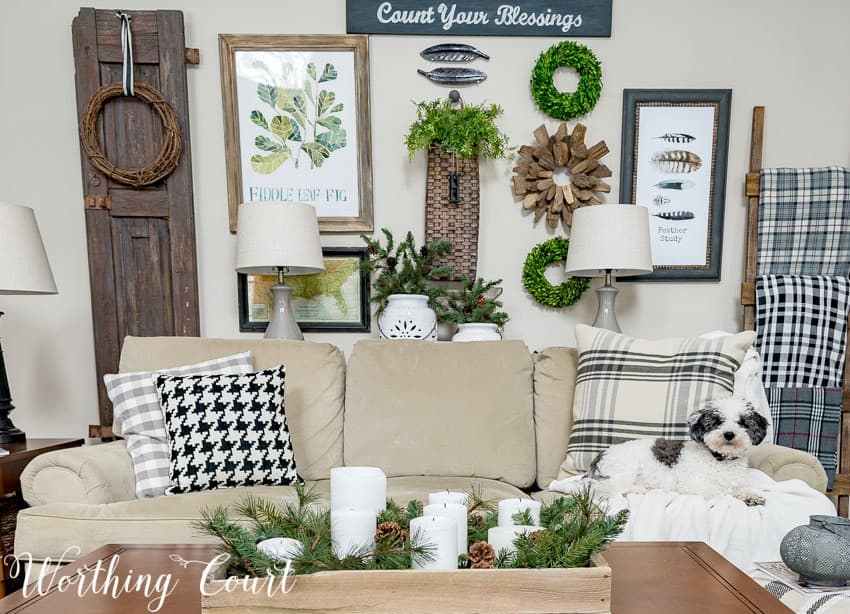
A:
530,41,602,121
523,237,589,309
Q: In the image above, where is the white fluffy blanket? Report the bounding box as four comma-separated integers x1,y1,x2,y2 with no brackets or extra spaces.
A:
549,469,836,571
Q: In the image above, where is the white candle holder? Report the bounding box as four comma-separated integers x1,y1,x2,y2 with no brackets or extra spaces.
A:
497,498,542,527
330,466,387,514
423,502,468,557
410,515,459,570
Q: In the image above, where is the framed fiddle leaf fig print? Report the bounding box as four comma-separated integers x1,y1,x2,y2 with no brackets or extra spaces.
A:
620,89,731,281
239,247,370,333
220,34,374,233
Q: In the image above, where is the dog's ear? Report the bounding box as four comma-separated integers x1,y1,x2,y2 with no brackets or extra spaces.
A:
687,409,706,442
741,403,768,445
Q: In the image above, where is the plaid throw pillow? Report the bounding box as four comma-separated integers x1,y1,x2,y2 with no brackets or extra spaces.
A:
104,351,253,498
562,325,755,474
155,366,299,495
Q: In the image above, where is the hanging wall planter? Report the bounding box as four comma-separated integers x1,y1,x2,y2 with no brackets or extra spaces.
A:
405,92,511,280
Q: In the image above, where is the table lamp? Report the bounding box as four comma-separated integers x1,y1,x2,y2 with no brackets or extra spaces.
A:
564,204,653,332
0,202,58,442
235,202,324,340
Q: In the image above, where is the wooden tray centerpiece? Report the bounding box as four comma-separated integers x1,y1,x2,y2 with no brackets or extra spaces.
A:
199,481,623,614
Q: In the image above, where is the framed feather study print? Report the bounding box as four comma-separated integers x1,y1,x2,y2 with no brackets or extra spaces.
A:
620,89,731,281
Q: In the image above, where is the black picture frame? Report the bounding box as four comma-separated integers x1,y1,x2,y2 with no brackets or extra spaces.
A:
238,247,371,333
619,89,732,281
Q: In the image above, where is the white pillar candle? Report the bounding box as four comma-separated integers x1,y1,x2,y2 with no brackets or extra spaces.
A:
331,507,377,559
330,466,387,514
487,525,544,555
410,515,459,570
497,498,542,527
257,537,304,563
423,502,468,555
428,490,469,506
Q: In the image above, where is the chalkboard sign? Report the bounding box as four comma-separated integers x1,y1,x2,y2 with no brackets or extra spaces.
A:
347,1,612,37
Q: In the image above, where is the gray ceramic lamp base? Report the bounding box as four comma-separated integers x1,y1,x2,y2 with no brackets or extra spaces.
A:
591,285,621,333
265,284,304,340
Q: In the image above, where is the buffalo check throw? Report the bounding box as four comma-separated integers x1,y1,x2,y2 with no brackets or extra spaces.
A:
757,167,850,276
767,387,842,489
755,275,850,388
563,325,754,474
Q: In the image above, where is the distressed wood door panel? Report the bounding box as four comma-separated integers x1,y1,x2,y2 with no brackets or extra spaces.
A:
72,8,199,427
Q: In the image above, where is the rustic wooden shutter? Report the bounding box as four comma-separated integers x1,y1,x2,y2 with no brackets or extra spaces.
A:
72,8,200,427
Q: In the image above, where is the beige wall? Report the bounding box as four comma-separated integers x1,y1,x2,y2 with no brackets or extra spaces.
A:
1,1,848,437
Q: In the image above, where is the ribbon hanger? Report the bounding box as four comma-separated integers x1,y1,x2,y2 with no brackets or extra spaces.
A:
116,11,134,96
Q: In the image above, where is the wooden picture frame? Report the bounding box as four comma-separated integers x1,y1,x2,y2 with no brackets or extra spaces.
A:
619,89,731,281
219,34,374,233
238,247,371,333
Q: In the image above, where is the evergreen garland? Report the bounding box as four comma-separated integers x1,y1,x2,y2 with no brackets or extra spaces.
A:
360,228,453,314
195,483,627,577
523,237,590,308
441,276,509,327
404,99,512,160
530,42,603,121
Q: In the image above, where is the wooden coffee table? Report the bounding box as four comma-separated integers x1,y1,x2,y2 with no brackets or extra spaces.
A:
0,542,790,613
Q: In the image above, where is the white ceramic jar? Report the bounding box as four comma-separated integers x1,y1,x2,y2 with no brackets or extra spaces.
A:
378,294,437,341
451,322,502,342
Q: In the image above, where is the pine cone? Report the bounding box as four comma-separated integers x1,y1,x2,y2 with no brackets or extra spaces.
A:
367,244,378,255
385,256,398,268
475,294,487,307
468,541,496,569
420,245,429,258
375,521,409,544
529,530,546,542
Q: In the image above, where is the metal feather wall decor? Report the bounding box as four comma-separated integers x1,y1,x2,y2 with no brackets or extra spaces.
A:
652,150,702,173
417,67,487,86
420,43,490,63
655,133,695,143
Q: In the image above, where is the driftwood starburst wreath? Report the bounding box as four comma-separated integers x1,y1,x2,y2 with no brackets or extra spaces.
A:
512,123,611,229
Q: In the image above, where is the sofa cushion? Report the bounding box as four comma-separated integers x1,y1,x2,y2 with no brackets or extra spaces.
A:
15,477,523,560
562,325,756,475
117,337,345,481
345,340,536,488
532,347,579,489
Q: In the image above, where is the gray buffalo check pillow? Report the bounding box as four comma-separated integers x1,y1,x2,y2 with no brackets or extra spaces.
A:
104,351,253,498
561,325,756,475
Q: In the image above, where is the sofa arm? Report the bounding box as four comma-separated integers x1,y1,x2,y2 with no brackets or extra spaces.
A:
20,440,136,505
749,443,828,492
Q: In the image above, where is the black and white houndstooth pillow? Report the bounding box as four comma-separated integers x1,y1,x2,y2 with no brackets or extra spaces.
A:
154,365,299,494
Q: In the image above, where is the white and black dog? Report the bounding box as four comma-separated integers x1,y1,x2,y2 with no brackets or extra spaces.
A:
586,397,769,506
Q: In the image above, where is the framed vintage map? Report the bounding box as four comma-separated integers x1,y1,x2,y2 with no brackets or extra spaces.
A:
238,247,370,332
220,34,374,233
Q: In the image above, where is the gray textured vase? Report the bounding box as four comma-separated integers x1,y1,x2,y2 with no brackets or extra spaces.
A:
780,515,850,587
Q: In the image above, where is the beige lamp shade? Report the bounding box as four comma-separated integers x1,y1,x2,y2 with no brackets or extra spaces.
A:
565,204,653,277
235,202,324,276
0,202,57,295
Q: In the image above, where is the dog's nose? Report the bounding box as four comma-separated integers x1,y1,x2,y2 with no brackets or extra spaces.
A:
723,431,735,441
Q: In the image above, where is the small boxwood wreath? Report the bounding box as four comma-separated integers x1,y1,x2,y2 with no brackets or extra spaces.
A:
523,237,589,308
531,42,602,121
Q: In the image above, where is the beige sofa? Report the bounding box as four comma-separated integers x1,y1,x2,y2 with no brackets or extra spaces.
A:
16,337,827,562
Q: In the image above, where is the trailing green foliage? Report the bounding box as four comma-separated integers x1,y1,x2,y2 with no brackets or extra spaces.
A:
196,483,626,577
360,228,453,314
522,237,590,309
404,99,512,160
441,275,509,326
531,42,603,121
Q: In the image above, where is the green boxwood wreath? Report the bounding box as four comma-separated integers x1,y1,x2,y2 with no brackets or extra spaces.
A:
523,237,589,308
531,41,602,121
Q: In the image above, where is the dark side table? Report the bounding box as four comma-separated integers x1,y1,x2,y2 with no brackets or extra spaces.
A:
0,438,84,597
